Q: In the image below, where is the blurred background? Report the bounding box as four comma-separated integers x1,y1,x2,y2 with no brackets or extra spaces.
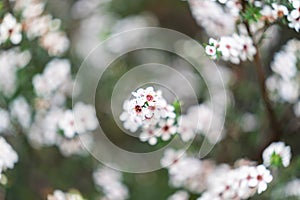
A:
1,0,300,199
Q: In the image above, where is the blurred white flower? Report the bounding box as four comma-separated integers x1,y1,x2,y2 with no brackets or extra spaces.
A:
93,166,129,200
284,179,300,198
139,125,158,145
58,110,76,138
240,112,258,133
33,59,71,97
188,0,236,37
161,148,186,168
167,190,189,200
40,31,70,56
10,96,32,129
73,102,98,134
177,115,196,142
0,13,22,44
0,137,18,171
47,190,85,200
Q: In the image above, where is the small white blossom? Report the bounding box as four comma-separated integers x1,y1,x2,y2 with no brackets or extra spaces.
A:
10,96,32,129
73,102,98,134
167,190,189,200
247,165,273,194
262,141,292,167
0,137,18,171
47,190,85,200
93,166,129,200
0,13,22,44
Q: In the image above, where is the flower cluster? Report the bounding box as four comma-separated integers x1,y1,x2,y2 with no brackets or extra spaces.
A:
266,39,300,117
0,137,18,178
259,1,300,32
205,34,257,64
262,141,292,168
287,0,300,32
14,0,70,56
120,87,176,145
198,164,273,199
28,102,97,155
161,148,274,199
0,48,31,97
187,0,236,37
93,166,129,200
120,86,227,145
47,189,85,200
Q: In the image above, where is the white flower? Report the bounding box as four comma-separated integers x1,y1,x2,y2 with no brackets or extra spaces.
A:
58,110,76,138
93,166,129,200
155,118,177,141
10,96,32,129
188,0,236,37
167,190,189,200
0,137,18,171
235,34,257,61
0,109,10,133
40,31,70,56
247,165,273,194
161,148,186,168
139,125,158,145
33,59,71,97
58,133,92,157
263,141,292,167
206,34,256,64
0,13,22,44
120,87,176,142
205,45,217,59
73,102,98,134
169,157,202,184
177,115,196,142
47,190,84,200
271,4,289,19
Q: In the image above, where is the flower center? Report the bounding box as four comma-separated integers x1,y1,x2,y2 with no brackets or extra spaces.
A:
257,175,263,181
146,94,154,101
135,105,142,113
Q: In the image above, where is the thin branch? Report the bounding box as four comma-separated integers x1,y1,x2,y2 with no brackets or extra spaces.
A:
241,1,282,142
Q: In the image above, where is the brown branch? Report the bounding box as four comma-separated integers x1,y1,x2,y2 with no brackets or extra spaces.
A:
240,1,282,148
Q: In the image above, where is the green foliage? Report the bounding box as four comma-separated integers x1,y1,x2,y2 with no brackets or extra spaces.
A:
270,152,284,168
241,3,262,23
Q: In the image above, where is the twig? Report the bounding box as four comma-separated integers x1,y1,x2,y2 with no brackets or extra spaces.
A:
241,1,282,141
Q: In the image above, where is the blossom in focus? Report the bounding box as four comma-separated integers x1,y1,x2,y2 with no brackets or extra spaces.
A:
120,87,177,144
262,141,292,167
